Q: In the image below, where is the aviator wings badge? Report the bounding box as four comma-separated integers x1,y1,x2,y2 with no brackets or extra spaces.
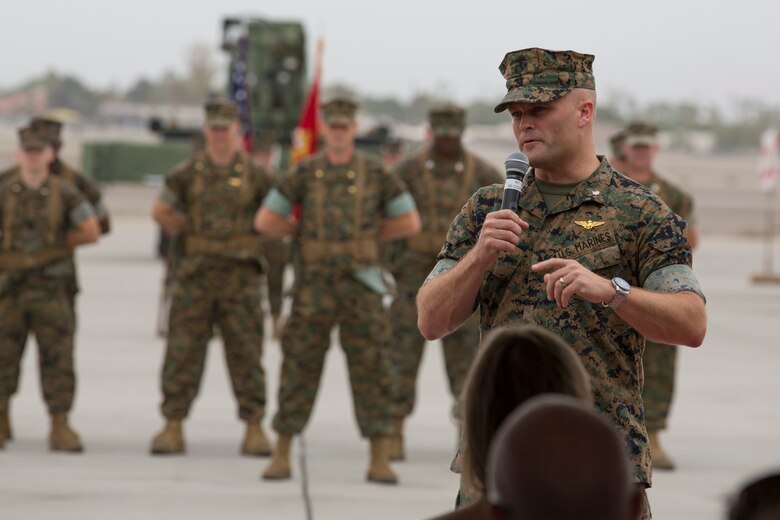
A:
574,220,606,230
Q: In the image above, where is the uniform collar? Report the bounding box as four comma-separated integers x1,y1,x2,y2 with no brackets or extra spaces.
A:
518,156,612,218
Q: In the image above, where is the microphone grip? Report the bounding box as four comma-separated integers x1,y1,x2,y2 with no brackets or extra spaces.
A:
501,176,524,211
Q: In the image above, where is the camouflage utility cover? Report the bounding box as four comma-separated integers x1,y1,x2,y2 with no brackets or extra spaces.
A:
321,97,358,126
433,157,703,485
18,126,49,150
625,121,659,147
495,47,595,112
30,117,63,146
429,104,466,137
205,99,240,127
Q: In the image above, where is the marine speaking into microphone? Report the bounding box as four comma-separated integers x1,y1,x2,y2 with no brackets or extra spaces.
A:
501,151,530,211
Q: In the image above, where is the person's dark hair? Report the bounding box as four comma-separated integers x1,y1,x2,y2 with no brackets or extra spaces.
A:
728,473,780,520
461,325,592,492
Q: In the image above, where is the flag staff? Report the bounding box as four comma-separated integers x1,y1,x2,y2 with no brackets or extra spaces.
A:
752,128,780,284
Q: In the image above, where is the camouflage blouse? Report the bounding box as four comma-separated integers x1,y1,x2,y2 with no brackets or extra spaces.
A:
431,157,704,486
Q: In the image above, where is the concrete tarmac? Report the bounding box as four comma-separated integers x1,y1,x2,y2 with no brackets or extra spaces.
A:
1,185,779,520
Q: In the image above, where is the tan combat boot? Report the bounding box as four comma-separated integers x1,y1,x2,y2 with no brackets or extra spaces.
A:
262,434,293,480
367,436,398,484
49,414,83,453
389,418,405,461
648,430,676,470
150,419,185,455
241,420,272,456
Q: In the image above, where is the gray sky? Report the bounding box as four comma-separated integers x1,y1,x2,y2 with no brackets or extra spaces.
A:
3,0,779,110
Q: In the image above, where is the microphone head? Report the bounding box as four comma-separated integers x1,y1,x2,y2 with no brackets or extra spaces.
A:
505,151,530,176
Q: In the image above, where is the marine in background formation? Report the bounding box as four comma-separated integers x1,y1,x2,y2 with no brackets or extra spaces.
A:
0,126,100,451
0,116,108,447
386,104,503,460
621,121,699,471
255,97,421,484
150,99,274,456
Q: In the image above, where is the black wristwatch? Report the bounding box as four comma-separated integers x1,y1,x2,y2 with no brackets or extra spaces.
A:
602,277,631,310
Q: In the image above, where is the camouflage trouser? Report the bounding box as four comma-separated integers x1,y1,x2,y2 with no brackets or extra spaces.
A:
388,259,479,419
5,272,78,397
161,260,266,421
0,274,76,414
262,239,289,318
272,272,393,438
642,341,677,432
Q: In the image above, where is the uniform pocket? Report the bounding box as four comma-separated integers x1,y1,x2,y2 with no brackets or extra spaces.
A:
575,244,621,273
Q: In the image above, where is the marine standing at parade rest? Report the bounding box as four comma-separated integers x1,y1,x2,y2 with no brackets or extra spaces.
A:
416,48,707,519
622,121,699,471
0,116,111,442
255,97,421,484
386,104,503,460
150,99,274,456
0,126,100,451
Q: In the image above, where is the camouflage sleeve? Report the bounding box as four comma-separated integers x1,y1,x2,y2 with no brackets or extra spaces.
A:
390,156,415,187
262,188,293,218
73,173,103,207
62,183,95,227
636,199,693,287
425,186,500,283
160,165,188,212
386,192,416,218
644,264,705,301
382,167,410,209
275,164,304,206
438,185,501,264
254,165,275,207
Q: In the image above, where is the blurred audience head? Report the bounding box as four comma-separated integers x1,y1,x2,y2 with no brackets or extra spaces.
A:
486,394,642,520
728,472,780,520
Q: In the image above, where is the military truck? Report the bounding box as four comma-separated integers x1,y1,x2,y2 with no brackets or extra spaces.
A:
82,16,308,183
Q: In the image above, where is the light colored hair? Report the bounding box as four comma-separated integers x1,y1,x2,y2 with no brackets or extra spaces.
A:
461,325,592,492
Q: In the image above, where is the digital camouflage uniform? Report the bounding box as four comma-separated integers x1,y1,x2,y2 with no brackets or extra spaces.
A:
431,158,704,490
0,169,94,417
440,46,702,519
0,118,110,402
262,149,416,438
158,150,273,422
641,173,695,432
388,136,502,420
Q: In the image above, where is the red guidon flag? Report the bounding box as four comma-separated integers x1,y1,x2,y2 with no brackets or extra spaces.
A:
291,39,323,165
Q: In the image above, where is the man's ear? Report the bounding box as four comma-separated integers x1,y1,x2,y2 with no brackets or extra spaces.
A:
578,97,595,128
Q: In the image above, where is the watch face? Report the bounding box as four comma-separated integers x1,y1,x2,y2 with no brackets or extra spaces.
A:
614,277,630,292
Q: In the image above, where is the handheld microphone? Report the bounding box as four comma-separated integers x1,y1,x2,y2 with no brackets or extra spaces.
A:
501,151,530,211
